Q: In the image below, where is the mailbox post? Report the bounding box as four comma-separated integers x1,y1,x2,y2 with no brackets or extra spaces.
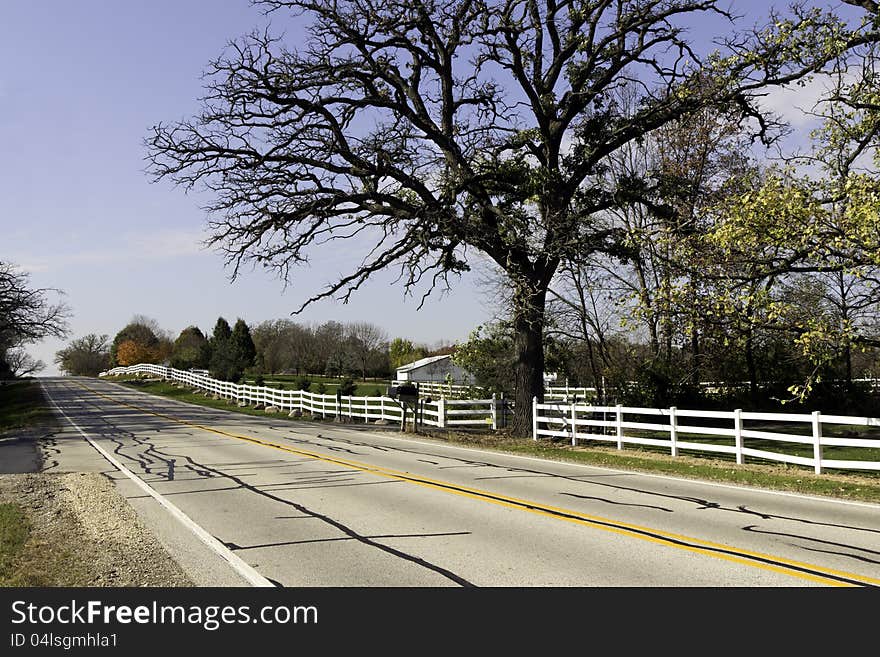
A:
386,383,419,432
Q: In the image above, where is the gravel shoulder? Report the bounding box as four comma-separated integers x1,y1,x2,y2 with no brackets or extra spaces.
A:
0,470,193,587
1,380,195,587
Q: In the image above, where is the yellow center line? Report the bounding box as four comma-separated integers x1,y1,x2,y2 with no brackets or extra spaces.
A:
72,380,880,587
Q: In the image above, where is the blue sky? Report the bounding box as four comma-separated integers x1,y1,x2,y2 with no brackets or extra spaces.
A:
2,1,500,374
1,1,860,375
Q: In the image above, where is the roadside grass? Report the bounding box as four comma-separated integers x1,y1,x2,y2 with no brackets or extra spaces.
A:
0,500,78,586
435,430,880,504
108,375,880,504
0,503,30,584
0,380,57,432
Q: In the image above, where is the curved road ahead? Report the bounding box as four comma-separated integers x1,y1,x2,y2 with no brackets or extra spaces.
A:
39,377,880,587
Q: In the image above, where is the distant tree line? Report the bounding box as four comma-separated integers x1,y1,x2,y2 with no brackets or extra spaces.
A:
55,315,452,383
55,296,880,417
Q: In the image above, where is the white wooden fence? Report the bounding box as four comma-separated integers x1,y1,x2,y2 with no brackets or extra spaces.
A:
102,365,505,429
99,365,880,474
533,399,880,474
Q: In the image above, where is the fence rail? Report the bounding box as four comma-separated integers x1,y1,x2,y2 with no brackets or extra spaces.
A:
102,365,505,430
533,399,880,474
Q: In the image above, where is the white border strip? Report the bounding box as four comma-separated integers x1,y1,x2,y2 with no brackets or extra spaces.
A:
41,381,275,588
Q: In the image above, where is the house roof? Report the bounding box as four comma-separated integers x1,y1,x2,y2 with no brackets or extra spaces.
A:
395,354,452,373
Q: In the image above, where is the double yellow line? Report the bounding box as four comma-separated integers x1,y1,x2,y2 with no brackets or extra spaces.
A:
74,380,880,587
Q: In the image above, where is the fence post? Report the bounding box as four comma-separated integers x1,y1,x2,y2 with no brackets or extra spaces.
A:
438,396,446,429
570,401,577,446
380,396,385,422
616,404,623,450
532,396,538,441
491,393,498,430
734,408,744,465
670,406,678,457
812,410,823,475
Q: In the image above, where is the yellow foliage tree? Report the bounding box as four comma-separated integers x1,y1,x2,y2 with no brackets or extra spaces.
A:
115,339,160,366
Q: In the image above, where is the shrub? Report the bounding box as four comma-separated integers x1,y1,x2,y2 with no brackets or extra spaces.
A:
316,382,328,395
296,376,311,391
338,378,357,396
254,374,265,387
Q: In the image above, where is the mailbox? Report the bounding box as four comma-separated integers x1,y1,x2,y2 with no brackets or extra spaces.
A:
387,384,419,403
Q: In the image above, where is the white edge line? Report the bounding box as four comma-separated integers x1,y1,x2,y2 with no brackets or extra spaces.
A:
41,381,275,588
100,377,880,510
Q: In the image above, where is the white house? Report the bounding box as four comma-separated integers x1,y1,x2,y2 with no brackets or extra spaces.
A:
395,354,474,384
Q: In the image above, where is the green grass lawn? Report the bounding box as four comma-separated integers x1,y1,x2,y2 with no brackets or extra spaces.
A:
0,380,56,432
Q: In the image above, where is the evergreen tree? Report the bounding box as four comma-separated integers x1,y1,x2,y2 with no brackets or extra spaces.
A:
171,326,210,370
210,317,232,346
209,317,240,381
231,318,256,372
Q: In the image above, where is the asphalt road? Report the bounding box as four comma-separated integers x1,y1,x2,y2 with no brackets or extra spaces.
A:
38,377,880,587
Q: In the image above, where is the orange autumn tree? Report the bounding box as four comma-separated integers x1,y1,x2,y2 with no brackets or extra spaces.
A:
115,339,160,366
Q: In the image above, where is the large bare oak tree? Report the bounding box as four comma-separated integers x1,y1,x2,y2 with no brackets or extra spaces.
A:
148,0,876,434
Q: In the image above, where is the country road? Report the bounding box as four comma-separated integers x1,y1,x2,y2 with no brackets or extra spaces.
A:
38,377,880,587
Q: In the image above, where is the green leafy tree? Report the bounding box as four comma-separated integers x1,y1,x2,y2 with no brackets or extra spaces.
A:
171,326,210,370
452,323,514,395
389,338,427,371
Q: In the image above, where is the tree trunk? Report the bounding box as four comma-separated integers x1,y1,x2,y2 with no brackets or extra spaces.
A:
745,329,757,402
584,337,603,405
511,285,547,437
